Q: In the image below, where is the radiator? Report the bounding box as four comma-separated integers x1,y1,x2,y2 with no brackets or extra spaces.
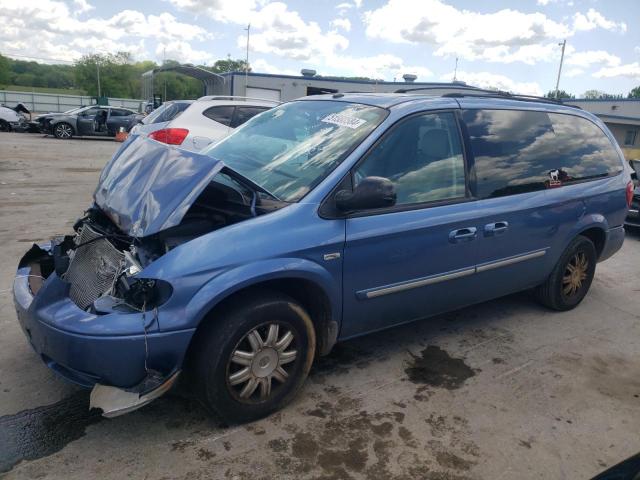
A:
64,224,124,310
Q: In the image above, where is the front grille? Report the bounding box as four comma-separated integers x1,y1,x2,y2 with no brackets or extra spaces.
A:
64,224,124,310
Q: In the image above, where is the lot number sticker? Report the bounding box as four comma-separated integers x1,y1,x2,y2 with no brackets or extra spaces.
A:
321,113,367,129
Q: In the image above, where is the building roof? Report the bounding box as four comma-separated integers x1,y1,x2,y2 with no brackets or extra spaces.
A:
220,71,480,88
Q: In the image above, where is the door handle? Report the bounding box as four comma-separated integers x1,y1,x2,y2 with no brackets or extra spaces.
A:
449,227,477,243
484,221,509,237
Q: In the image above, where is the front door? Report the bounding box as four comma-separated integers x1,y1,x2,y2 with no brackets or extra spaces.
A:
340,111,481,339
76,107,101,135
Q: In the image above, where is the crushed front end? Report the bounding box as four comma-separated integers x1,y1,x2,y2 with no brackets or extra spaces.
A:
13,208,194,416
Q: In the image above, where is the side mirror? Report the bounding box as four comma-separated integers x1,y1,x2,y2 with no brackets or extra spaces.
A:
335,176,396,212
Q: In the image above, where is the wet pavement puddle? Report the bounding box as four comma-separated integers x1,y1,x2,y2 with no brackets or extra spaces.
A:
0,391,101,473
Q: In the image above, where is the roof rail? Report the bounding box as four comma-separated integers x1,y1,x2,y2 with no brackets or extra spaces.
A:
395,86,582,108
441,91,582,109
197,95,281,104
394,85,484,94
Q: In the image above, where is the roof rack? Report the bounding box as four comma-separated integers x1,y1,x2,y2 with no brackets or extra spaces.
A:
396,86,582,109
394,85,484,94
197,95,282,104
442,91,582,109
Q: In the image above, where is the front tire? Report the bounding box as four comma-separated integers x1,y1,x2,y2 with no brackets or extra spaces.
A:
53,122,74,139
192,291,316,424
535,235,597,311
0,120,10,132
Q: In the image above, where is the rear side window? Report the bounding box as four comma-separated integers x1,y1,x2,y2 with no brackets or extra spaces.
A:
162,102,190,122
109,109,130,117
463,109,622,198
231,106,269,128
203,105,234,126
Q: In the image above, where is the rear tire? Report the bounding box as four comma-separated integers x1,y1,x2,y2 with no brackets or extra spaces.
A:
53,122,74,139
0,120,10,132
535,235,597,311
191,291,316,424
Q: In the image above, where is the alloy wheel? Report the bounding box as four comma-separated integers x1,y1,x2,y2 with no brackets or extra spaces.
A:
562,251,589,297
226,322,297,402
56,124,72,138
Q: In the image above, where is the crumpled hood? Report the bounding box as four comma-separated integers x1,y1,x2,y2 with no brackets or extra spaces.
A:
94,135,224,237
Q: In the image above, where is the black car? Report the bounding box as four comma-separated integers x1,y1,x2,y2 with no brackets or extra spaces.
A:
35,105,139,139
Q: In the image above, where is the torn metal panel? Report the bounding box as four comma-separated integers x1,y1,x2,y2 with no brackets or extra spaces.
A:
94,136,224,237
90,370,180,418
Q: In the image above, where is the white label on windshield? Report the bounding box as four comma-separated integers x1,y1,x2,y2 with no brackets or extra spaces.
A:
321,113,366,129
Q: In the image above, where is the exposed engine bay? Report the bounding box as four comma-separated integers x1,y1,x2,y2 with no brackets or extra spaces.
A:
25,171,285,314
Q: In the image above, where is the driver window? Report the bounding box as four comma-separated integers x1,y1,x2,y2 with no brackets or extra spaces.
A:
354,111,466,205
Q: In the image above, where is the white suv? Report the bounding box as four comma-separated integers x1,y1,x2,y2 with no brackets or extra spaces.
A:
144,96,279,151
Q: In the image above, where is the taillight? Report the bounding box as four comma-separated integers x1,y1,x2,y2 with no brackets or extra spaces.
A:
626,181,634,208
149,128,189,145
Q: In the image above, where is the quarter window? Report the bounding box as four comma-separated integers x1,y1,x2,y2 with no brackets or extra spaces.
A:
203,105,235,126
624,130,637,146
354,111,466,206
463,109,623,198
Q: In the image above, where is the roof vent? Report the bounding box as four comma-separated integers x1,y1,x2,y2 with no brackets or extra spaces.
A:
301,69,316,78
402,74,417,83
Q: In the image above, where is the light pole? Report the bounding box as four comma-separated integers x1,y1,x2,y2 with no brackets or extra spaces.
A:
554,40,566,99
245,24,251,94
96,58,101,98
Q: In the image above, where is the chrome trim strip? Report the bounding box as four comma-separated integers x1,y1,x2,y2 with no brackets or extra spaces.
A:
476,249,547,273
362,267,476,299
359,248,548,300
629,209,639,214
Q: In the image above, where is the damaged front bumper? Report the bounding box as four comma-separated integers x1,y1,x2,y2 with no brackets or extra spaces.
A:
13,242,195,415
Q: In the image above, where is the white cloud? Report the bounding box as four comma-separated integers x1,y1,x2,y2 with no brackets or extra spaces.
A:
252,58,298,75
364,0,625,65
0,0,212,62
565,50,621,68
71,0,94,14
440,71,543,95
573,8,626,33
236,3,349,61
353,0,363,7
593,62,640,79
325,53,432,80
166,0,258,24
155,41,217,64
330,18,352,32
564,67,584,78
335,2,353,15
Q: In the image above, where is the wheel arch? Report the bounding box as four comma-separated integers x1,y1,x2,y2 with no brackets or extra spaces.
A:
561,213,608,261
183,261,341,364
51,120,76,135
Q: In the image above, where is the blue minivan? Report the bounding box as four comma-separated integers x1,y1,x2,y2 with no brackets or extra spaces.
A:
14,92,634,422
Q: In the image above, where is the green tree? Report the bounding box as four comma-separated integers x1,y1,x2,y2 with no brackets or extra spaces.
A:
208,58,250,73
582,89,623,99
544,89,574,99
629,86,640,98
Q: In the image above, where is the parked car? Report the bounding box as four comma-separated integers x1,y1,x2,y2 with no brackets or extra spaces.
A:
626,159,640,227
37,105,139,139
14,92,632,423
0,104,29,131
128,100,193,135
139,96,279,151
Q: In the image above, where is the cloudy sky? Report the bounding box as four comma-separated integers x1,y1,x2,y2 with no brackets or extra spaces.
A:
1,0,639,96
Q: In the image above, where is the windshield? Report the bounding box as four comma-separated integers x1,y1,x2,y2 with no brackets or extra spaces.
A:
63,107,83,114
202,100,387,201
